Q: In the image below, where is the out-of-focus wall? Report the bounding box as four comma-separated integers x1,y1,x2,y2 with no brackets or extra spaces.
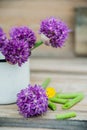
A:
0,0,87,58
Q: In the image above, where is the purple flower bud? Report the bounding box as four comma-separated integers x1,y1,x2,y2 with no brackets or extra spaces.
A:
2,39,31,66
17,84,48,118
39,17,70,48
10,26,36,49
0,27,7,51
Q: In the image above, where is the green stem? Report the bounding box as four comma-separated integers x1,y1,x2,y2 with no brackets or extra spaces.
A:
48,100,56,111
31,41,43,50
62,93,84,110
42,78,51,89
56,112,76,120
49,97,68,104
55,92,83,99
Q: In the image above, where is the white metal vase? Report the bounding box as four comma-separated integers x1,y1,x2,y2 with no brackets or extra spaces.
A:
0,53,30,104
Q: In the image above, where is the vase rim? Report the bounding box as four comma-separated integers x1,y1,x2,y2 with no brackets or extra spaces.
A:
0,59,6,62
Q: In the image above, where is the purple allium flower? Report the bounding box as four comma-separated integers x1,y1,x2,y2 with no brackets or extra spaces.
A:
39,17,70,48
0,27,7,51
2,39,31,66
17,84,48,118
10,26,36,49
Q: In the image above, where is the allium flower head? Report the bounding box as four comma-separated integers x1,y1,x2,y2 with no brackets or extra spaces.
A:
17,84,48,118
10,26,36,49
0,27,7,51
39,17,70,48
2,39,30,66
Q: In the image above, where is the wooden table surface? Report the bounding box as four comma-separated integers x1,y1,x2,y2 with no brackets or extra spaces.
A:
0,58,87,130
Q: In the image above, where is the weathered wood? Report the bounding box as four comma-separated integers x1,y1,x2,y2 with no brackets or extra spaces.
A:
0,128,55,130
30,58,87,74
0,118,87,130
0,103,87,120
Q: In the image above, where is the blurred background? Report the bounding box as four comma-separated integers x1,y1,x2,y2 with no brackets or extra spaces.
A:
0,0,87,59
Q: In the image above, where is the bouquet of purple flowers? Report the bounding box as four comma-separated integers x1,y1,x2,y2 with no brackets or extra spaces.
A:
0,17,70,117
0,17,70,66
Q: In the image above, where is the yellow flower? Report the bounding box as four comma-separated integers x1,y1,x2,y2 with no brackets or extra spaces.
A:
46,87,56,98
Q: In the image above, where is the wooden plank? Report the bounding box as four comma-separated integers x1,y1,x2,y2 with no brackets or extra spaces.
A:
31,72,87,83
0,104,87,120
0,128,56,130
30,58,87,74
0,118,87,130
